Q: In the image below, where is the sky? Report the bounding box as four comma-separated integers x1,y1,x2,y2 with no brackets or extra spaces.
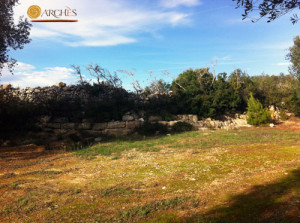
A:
1,0,299,89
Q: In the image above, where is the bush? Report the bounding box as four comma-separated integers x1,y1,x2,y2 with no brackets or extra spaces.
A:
171,122,194,133
279,110,289,120
136,122,168,136
247,93,271,126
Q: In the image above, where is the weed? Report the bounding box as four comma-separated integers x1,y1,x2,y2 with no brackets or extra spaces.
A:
102,185,134,196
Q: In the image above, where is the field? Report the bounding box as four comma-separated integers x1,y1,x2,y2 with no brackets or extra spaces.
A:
0,119,300,223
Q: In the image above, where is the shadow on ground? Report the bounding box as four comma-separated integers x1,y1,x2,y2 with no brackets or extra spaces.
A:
184,168,300,223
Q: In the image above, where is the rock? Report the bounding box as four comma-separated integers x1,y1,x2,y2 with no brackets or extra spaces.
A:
158,121,168,125
52,117,68,123
105,129,133,136
148,116,162,122
107,121,126,129
122,114,134,121
77,123,92,130
126,121,141,129
139,118,145,122
2,140,11,147
38,116,51,124
168,121,178,127
2,84,12,90
93,123,108,130
61,123,76,129
177,115,189,121
191,115,198,122
234,119,247,126
94,137,102,143
82,130,104,136
57,82,66,88
46,123,61,129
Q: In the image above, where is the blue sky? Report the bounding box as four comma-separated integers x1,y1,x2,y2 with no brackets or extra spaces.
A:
2,0,299,89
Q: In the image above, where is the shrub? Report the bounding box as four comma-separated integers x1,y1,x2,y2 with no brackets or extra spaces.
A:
247,93,271,126
279,110,289,120
136,122,168,136
171,122,194,133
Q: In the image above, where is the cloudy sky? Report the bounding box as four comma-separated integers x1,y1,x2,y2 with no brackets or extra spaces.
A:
1,0,299,88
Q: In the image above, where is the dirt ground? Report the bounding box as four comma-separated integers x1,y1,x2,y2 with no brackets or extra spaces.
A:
0,118,299,222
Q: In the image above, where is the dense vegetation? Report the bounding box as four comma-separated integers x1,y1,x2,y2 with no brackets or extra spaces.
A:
1,36,299,135
1,68,299,135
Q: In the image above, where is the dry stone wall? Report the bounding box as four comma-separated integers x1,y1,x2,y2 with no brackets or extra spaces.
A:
1,84,250,140
1,83,93,103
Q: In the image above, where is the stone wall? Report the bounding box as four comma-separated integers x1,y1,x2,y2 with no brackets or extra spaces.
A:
1,83,250,142
34,112,249,144
1,83,95,103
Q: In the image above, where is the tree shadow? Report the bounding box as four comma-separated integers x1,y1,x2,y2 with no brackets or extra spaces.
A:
185,168,300,223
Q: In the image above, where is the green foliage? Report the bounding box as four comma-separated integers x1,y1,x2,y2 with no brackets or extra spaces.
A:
234,0,300,24
287,36,300,77
247,93,271,126
171,69,245,118
171,122,194,133
136,122,168,136
143,79,171,95
0,0,31,73
279,110,289,121
289,81,300,116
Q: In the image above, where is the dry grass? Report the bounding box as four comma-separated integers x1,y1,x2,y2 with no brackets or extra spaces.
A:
0,120,300,222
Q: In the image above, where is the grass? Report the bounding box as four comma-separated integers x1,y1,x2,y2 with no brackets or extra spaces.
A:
0,128,299,222
74,129,299,159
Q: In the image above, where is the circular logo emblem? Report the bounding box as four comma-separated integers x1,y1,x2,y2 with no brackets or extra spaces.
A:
27,5,41,19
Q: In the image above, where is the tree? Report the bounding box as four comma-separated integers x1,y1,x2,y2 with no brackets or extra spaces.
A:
287,36,300,78
0,0,31,74
247,93,271,126
233,0,300,24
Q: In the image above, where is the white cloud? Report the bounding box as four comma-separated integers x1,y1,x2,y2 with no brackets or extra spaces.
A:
275,62,291,66
14,62,36,71
14,0,193,47
1,62,76,88
160,0,201,8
